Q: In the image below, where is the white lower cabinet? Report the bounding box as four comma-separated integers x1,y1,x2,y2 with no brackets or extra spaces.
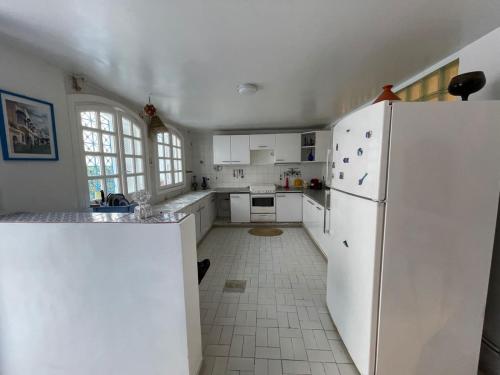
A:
276,193,302,222
180,193,217,243
303,194,327,257
230,193,250,222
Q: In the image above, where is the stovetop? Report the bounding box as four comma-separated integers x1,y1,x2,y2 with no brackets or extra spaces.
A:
249,184,276,194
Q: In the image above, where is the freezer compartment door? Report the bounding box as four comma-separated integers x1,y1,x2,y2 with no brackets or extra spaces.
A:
332,101,391,201
326,190,384,375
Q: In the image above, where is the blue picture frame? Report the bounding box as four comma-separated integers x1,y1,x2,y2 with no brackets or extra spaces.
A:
0,89,59,161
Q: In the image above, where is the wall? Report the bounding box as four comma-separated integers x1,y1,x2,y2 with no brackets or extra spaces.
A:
0,37,79,213
191,131,326,188
458,27,500,101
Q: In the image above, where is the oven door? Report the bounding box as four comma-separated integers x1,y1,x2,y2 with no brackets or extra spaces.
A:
251,194,275,214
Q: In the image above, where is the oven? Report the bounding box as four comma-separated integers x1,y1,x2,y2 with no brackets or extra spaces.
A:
250,194,275,214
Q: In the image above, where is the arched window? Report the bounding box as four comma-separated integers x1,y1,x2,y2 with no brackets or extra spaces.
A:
155,128,184,190
77,105,147,202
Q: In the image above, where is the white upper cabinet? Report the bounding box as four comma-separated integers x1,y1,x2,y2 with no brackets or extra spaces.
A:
250,134,276,150
213,135,250,165
275,133,301,163
230,135,250,165
213,135,232,164
301,130,331,162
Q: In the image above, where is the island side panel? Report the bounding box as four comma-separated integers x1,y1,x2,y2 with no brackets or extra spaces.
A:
179,214,203,375
0,222,191,375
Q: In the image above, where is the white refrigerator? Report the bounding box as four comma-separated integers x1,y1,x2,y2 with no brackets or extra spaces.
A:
326,101,500,375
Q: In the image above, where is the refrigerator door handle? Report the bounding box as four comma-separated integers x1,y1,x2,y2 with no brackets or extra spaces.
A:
324,189,331,234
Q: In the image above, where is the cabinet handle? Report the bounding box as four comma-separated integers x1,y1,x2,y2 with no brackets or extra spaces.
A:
307,200,314,205
276,158,284,161
232,196,240,198
222,161,231,163
232,160,241,163
316,206,322,211
276,194,286,197
258,145,267,148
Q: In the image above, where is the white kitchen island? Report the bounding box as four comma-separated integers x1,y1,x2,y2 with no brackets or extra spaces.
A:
0,212,202,375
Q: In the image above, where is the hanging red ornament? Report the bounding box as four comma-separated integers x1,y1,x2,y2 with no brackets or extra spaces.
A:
143,96,157,117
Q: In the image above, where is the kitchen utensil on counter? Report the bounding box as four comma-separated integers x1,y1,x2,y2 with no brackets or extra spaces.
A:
294,178,303,187
448,71,486,101
201,177,209,190
310,178,322,190
191,175,198,191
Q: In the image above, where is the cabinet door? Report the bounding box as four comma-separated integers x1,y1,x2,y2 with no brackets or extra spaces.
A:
250,134,276,150
230,135,250,164
313,130,332,163
275,133,301,163
276,193,302,222
209,195,217,224
200,204,210,237
302,196,316,230
213,135,231,165
230,194,250,222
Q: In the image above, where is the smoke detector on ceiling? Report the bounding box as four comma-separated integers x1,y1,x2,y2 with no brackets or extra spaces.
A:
237,83,258,95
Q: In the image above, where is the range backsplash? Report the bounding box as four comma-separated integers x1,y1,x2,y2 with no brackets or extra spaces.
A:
190,132,326,188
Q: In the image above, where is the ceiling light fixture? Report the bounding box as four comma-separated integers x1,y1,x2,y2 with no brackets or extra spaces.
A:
237,83,258,95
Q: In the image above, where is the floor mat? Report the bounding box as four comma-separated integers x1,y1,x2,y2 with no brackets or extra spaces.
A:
248,227,283,236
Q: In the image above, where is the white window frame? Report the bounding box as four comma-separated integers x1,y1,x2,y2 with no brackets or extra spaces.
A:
69,95,149,208
154,127,186,193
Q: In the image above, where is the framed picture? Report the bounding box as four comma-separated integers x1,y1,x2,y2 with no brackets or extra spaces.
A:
0,89,58,160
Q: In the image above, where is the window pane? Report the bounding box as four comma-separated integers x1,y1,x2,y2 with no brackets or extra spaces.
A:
158,144,164,157
127,176,136,194
88,179,103,201
176,160,182,170
104,156,118,175
137,175,145,191
102,134,116,154
172,147,177,159
86,155,102,177
164,132,170,144
100,112,114,132
122,117,132,136
156,133,163,143
165,159,171,171
125,157,135,174
124,137,133,155
160,173,166,186
106,177,120,194
134,140,142,155
178,172,183,183
164,145,170,158
166,173,172,185
135,158,143,173
176,147,181,158
172,135,179,147
81,111,98,128
133,124,141,138
159,158,165,172
83,130,100,152
174,172,180,184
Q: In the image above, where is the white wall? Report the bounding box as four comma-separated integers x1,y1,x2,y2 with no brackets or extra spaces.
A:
458,27,500,101
191,131,326,188
0,38,79,213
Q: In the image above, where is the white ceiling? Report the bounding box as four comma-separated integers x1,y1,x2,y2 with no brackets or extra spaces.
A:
0,1,499,130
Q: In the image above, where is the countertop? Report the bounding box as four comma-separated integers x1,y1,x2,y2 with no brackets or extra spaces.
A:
151,186,327,215
0,211,187,224
276,186,327,207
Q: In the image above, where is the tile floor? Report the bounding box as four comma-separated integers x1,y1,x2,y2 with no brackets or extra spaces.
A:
197,227,360,375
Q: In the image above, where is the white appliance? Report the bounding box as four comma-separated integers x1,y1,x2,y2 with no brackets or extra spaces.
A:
250,184,276,222
326,101,500,375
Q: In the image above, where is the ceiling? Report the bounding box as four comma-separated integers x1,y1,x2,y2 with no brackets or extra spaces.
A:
0,1,499,130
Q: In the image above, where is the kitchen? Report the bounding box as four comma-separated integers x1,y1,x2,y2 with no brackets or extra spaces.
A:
1,2,500,375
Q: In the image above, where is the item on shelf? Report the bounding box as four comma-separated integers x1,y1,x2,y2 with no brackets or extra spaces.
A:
294,178,303,187
448,71,486,101
100,190,105,205
373,84,401,104
285,176,289,189
307,150,314,161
